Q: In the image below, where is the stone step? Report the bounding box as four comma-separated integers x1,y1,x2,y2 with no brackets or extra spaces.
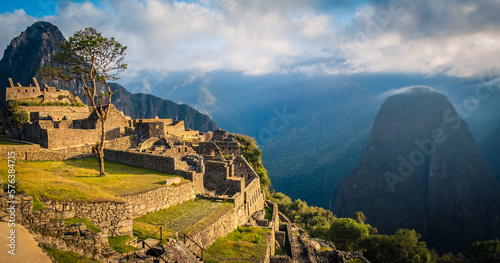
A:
142,238,161,249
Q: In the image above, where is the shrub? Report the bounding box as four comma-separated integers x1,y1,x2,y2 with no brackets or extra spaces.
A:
10,110,29,128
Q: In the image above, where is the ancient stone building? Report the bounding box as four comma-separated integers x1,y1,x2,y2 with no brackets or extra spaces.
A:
1,77,81,104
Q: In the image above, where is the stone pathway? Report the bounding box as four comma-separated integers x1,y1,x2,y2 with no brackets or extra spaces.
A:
295,234,313,263
0,222,52,263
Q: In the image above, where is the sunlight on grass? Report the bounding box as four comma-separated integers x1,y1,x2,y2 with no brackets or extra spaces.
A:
0,140,29,146
108,235,139,254
133,221,173,243
134,199,234,241
0,158,184,202
204,226,271,263
43,246,100,263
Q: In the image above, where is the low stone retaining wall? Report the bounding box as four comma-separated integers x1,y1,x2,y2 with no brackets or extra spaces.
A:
122,182,197,218
41,200,132,237
26,144,95,160
0,193,111,262
0,142,40,160
104,149,188,174
31,220,109,261
185,205,239,254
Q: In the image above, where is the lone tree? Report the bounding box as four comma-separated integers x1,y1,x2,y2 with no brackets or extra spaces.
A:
39,27,127,176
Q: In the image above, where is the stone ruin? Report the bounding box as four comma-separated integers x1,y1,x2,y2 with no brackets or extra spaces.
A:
0,78,271,262
1,77,82,104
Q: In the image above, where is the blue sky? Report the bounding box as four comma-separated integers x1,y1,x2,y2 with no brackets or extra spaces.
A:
0,0,101,16
0,0,499,79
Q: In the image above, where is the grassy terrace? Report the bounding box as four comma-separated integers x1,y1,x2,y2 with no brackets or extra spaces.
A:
0,140,30,146
0,158,186,202
204,226,271,263
133,199,234,243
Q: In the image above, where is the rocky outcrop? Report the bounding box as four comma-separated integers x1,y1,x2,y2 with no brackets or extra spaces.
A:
334,87,500,253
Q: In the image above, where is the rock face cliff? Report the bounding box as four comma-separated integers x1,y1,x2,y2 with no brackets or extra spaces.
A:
0,21,217,132
334,87,500,253
478,127,500,184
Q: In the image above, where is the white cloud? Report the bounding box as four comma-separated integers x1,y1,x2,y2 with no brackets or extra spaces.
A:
0,0,499,79
379,85,435,99
0,9,37,50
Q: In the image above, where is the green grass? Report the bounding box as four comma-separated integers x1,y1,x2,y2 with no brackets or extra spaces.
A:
133,199,234,243
33,195,48,211
43,246,100,263
274,246,287,256
204,226,271,263
0,158,185,202
264,206,273,222
108,235,139,254
0,140,29,146
185,201,234,236
133,221,173,243
61,217,101,233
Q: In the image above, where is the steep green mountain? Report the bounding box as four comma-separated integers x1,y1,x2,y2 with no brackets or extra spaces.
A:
478,127,500,183
260,86,378,210
334,87,500,253
0,21,216,132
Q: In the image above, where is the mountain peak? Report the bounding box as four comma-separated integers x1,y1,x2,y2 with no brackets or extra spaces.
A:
0,21,65,88
334,89,500,253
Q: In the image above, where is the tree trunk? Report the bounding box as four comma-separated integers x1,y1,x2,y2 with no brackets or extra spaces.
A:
98,118,106,176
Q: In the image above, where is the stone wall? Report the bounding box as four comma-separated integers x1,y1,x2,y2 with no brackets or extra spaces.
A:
204,160,243,196
215,141,241,156
234,155,258,187
0,193,34,225
4,84,42,100
244,179,264,222
0,193,111,261
19,105,90,121
26,144,95,160
46,128,102,148
20,121,103,149
31,220,109,261
197,142,222,156
164,121,185,134
286,223,298,260
104,149,187,175
103,149,204,194
122,182,197,218
105,135,139,151
134,122,164,141
185,205,238,254
0,142,40,160
41,200,132,237
270,255,293,263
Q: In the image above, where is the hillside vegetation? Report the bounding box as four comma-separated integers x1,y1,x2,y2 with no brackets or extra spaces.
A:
269,192,497,263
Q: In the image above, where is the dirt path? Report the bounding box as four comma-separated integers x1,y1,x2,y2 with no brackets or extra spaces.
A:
0,222,52,263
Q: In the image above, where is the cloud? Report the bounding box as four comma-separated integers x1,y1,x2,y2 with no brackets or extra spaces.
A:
0,9,37,51
0,0,499,79
379,85,435,99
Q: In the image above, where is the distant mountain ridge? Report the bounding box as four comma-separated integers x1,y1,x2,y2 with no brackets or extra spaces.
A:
0,21,217,132
334,87,500,253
